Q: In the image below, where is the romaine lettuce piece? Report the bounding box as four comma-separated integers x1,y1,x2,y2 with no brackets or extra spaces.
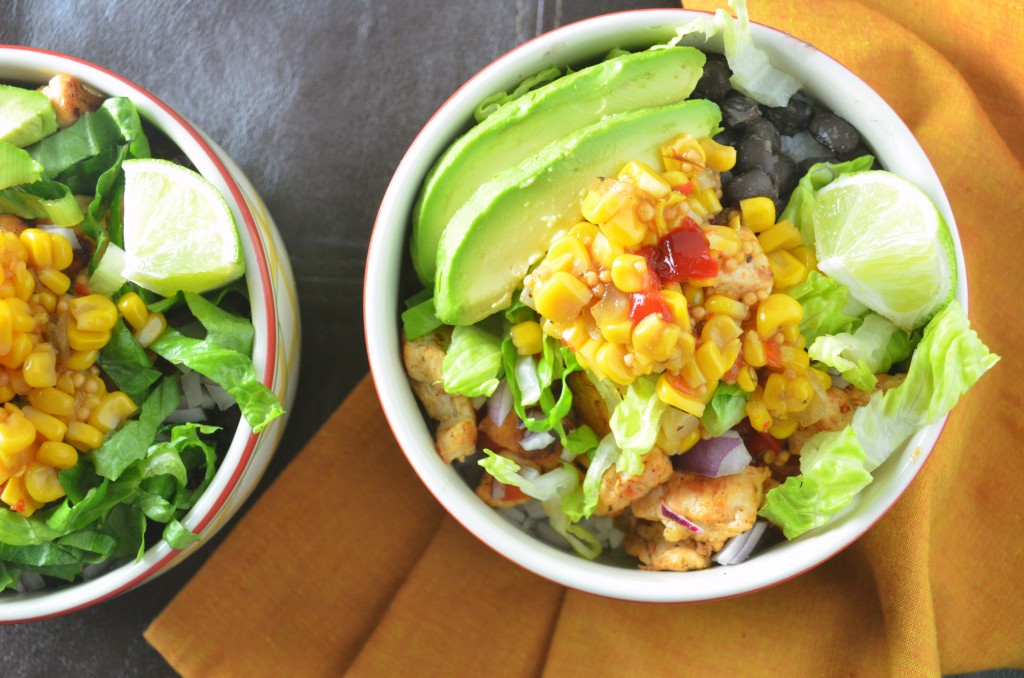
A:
787,271,862,343
610,375,666,477
781,155,875,243
808,313,912,391
440,324,503,398
701,383,749,437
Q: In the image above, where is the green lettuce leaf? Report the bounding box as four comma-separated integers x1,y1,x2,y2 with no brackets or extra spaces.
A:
576,434,619,521
609,375,666,477
98,320,164,404
442,324,503,397
401,295,443,341
91,375,181,481
479,450,578,502
701,383,750,437
759,426,873,539
0,179,83,225
787,271,863,343
851,300,999,471
501,335,578,443
0,141,43,190
808,313,913,391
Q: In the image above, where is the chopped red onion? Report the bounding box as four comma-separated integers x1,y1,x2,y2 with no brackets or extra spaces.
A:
520,429,556,451
487,379,513,426
713,520,768,565
672,430,751,477
660,503,703,534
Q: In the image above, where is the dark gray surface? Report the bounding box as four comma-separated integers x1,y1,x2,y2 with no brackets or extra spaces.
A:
0,1,1020,676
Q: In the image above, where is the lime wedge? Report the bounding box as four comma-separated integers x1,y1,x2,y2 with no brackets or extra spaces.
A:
121,159,243,297
811,170,956,331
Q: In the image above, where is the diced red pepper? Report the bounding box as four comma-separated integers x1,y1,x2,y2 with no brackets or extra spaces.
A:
764,340,784,369
673,181,696,195
628,289,674,324
644,218,718,283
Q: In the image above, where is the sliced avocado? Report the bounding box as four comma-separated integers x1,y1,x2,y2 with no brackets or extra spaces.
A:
434,99,722,326
412,46,707,284
0,85,57,148
0,142,43,191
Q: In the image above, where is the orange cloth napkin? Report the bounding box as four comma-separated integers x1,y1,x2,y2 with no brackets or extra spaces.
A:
146,1,1024,675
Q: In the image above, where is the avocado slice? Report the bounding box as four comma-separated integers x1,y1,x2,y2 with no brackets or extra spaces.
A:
413,46,707,284
0,85,57,148
434,98,722,326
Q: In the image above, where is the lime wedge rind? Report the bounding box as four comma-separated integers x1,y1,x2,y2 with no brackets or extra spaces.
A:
811,171,957,331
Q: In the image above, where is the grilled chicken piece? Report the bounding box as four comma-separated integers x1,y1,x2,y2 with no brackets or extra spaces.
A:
40,74,104,128
630,465,772,552
712,227,773,300
595,447,673,517
403,330,476,464
622,518,716,572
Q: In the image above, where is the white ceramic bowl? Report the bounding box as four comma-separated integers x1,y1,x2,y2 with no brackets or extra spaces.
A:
365,10,966,603
0,47,300,621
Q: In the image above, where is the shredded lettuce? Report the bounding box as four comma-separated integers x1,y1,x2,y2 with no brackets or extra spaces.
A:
576,434,620,521
0,142,43,190
0,179,83,225
760,301,998,537
787,271,862,343
701,383,750,437
479,450,577,502
669,0,800,106
441,325,503,397
781,155,875,243
808,313,913,391
401,295,444,340
609,375,667,477
501,334,579,444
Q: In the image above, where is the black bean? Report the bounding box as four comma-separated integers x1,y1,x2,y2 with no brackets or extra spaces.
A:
723,169,776,203
744,118,781,153
809,112,860,154
770,154,798,198
713,128,740,149
764,98,814,135
693,59,733,103
720,94,761,127
736,135,775,175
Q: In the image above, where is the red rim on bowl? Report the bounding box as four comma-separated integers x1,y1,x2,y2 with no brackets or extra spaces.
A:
0,46,282,622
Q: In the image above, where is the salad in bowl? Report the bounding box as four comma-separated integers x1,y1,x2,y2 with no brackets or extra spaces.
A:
0,47,297,619
367,2,997,600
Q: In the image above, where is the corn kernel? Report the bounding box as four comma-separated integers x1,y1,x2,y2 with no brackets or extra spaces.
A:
632,314,680,363
24,463,65,503
739,196,776,232
22,406,66,442
70,294,119,332
676,427,702,453
721,337,742,370
618,160,671,198
595,342,634,385
590,232,624,270
13,265,34,301
534,272,592,325
117,292,150,332
510,321,543,356
88,391,138,435
1,476,40,516
0,332,33,370
66,349,99,371
746,390,773,432
601,200,647,248
0,404,36,459
35,290,57,314
22,345,57,388
756,220,803,253
568,221,600,242
655,374,706,417
660,290,691,333
661,134,706,172
698,137,737,172
769,417,799,439
20,229,53,269
35,441,78,469
65,421,104,451
695,188,723,216
701,314,743,348
599,318,633,345
790,245,818,271
762,373,789,413
558,317,588,352
756,294,804,339
706,226,741,257
135,312,167,348
780,345,811,372
682,283,703,306
0,300,12,356
547,235,591,276
37,268,70,295
7,298,35,332
28,387,75,419
67,325,112,352
767,249,809,289
581,183,630,224
576,338,602,372
50,232,74,270
610,254,649,293
695,340,729,382
736,365,758,392
704,294,747,322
